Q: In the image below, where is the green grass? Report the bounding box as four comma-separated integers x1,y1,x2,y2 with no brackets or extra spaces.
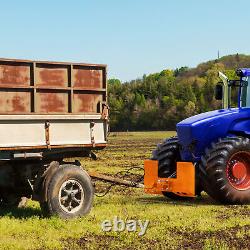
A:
0,131,249,250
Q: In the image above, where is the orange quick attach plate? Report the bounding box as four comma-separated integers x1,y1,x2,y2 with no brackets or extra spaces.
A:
144,160,195,197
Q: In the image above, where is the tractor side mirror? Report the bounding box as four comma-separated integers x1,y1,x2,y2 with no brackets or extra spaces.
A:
215,84,223,100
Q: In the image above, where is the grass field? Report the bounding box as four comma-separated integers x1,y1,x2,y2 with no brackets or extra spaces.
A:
0,131,249,250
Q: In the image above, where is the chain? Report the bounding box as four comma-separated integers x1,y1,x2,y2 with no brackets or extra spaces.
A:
94,166,144,197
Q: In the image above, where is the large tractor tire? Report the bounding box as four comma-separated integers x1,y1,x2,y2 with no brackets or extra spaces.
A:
40,164,94,218
152,137,185,199
200,137,250,204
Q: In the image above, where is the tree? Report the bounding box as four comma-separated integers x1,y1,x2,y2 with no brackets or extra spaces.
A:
107,54,250,131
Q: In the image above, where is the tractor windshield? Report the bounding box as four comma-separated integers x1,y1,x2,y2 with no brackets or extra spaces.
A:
218,71,250,109
240,77,250,107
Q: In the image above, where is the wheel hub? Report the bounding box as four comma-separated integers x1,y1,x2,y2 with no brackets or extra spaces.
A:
231,162,247,179
227,152,250,190
59,179,84,214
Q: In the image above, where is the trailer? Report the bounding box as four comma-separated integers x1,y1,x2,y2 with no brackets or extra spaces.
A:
0,58,108,218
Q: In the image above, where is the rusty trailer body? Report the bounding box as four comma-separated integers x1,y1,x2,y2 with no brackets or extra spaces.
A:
0,58,107,115
0,58,108,157
0,58,108,219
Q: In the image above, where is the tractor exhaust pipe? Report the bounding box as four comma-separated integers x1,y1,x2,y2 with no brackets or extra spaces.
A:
218,71,229,109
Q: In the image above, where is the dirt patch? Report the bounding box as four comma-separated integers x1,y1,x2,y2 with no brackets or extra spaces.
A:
62,225,250,249
62,234,163,250
62,235,117,249
216,205,250,220
224,205,250,216
170,224,250,249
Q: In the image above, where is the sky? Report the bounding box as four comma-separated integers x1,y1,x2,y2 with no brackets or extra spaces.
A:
0,0,249,81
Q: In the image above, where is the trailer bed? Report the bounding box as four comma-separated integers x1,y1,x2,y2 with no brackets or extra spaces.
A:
0,58,108,158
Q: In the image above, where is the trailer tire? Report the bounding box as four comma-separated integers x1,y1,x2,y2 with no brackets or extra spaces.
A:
39,202,50,216
42,164,94,218
200,137,250,204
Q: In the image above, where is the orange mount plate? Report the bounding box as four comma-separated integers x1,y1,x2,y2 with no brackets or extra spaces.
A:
144,160,195,197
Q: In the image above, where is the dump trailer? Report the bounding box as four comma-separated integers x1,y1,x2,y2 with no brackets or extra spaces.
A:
145,69,250,204
0,58,108,218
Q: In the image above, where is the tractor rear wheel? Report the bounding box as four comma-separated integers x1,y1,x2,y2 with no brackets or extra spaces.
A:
200,137,250,204
152,137,185,199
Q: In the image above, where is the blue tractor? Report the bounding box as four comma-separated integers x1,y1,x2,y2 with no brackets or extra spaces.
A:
144,69,250,204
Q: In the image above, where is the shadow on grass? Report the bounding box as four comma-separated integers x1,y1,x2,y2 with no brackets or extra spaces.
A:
136,193,222,206
0,206,42,219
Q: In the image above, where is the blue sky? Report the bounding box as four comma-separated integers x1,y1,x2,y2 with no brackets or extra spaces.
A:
0,0,249,81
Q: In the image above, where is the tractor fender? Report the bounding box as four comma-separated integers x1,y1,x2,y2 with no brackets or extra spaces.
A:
229,119,250,136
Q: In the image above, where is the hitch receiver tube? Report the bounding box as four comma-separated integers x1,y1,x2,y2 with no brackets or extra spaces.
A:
144,160,195,197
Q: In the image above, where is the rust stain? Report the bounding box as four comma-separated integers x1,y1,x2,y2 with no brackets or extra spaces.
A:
37,92,67,113
73,94,101,113
11,95,26,112
0,143,107,151
0,65,30,85
0,92,30,113
0,60,106,114
37,68,67,87
73,69,102,89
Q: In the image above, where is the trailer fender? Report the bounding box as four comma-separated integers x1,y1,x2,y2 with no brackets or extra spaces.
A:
41,161,60,202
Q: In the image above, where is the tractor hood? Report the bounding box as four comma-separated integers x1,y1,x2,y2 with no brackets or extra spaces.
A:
178,109,239,126
176,108,250,161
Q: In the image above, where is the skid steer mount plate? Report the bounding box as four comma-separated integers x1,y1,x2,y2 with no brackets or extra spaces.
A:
144,160,195,197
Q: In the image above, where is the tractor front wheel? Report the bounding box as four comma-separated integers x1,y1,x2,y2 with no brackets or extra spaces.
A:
152,137,186,199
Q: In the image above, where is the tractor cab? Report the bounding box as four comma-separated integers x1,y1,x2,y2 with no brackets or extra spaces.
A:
216,68,250,109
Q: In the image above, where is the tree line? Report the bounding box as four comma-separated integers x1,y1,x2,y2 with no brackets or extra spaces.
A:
108,54,250,131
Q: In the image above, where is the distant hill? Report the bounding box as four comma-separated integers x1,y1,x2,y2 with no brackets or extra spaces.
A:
108,54,250,131
180,54,250,78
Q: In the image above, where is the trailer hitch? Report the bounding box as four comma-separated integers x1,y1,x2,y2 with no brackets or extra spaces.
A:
144,160,195,197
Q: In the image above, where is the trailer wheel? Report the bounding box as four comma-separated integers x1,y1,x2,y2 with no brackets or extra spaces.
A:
39,202,49,216
42,164,94,218
200,137,250,204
